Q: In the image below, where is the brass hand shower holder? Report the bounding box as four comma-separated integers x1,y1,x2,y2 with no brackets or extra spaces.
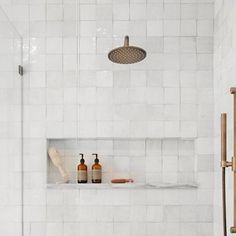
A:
221,88,236,235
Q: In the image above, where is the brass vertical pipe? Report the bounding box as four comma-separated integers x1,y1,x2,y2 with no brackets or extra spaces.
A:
221,113,227,236
234,94,236,231
230,88,236,233
221,113,227,163
222,168,227,236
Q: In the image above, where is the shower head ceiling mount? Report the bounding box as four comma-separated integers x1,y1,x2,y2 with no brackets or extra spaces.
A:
108,36,146,64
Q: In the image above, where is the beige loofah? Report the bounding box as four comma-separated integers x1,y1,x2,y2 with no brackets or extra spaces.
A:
48,147,70,183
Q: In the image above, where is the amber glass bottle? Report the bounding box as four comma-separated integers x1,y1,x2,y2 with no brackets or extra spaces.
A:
77,153,87,183
92,153,102,183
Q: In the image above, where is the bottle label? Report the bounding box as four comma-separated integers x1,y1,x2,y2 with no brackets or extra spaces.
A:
92,169,101,180
78,170,87,181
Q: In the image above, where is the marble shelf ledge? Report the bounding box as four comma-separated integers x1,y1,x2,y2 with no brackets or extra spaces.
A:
46,183,198,190
48,137,196,141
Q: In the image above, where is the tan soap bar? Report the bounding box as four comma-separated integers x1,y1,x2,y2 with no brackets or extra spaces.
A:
111,179,134,184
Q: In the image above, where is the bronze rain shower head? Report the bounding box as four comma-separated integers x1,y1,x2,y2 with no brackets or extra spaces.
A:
108,36,146,64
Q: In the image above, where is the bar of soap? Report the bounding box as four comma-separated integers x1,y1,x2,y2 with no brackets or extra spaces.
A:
111,179,134,184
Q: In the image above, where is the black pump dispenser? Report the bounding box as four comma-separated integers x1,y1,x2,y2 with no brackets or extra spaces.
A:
80,153,85,163
92,153,99,163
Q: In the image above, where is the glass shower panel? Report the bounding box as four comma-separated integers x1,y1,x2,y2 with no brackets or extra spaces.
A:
0,7,23,236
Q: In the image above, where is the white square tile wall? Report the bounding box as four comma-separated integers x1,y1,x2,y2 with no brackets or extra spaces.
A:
0,0,214,235
4,0,213,140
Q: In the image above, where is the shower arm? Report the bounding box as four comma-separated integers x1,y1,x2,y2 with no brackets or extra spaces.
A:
221,87,236,234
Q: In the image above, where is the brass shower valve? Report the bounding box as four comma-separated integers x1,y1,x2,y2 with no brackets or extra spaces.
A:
221,156,236,172
221,160,232,168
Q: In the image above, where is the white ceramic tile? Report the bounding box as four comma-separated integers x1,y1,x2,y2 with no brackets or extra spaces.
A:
164,88,180,104
197,37,213,53
63,4,76,21
46,223,63,236
80,37,96,54
197,20,213,36
147,88,164,104
63,38,77,54
113,3,129,20
164,20,180,36
197,3,213,19
80,4,96,20
114,223,130,236
31,223,46,236
96,71,113,87
46,38,62,54
130,70,146,87
47,4,63,21
164,53,180,70
96,4,112,20
164,3,180,19
164,206,180,222
129,21,147,37
46,55,63,71
181,54,196,70
147,21,163,36
147,223,163,236
181,20,196,36
80,21,96,36
147,3,163,20
30,5,46,21
146,206,163,222
46,22,63,37
63,55,77,71
97,21,112,37
97,37,112,54
181,4,196,19
180,37,196,53
130,4,147,20
147,71,163,87
164,37,179,53
30,72,46,88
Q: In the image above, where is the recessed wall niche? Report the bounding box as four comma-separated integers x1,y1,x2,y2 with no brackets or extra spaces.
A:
47,138,196,186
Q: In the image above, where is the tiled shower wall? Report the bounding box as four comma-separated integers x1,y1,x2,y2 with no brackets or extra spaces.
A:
214,1,236,236
0,0,214,236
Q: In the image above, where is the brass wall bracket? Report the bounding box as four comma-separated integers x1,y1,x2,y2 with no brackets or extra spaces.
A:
221,160,232,168
231,227,236,233
230,87,236,94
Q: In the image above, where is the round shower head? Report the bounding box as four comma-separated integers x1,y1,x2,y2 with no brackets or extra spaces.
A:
108,36,146,64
